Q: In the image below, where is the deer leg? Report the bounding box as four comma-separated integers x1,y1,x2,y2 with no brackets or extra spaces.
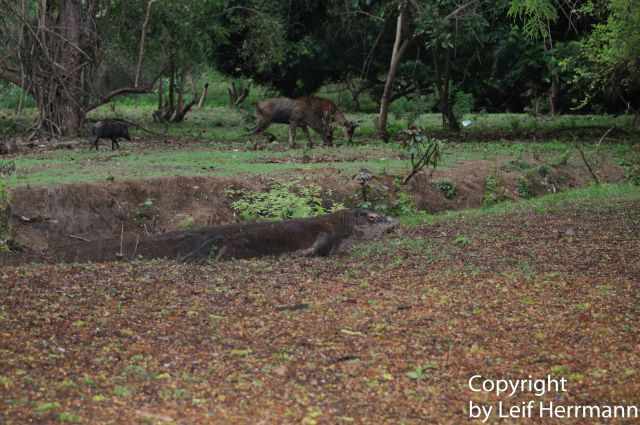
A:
324,128,334,147
288,123,298,149
302,126,314,149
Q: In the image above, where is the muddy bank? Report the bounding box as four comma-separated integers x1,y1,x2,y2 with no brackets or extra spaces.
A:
3,159,626,260
7,176,260,253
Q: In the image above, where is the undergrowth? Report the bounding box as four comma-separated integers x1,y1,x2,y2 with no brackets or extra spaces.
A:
402,183,640,227
0,159,15,251
226,182,344,221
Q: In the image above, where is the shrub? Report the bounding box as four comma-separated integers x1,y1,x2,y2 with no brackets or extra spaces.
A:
483,171,510,207
453,89,474,119
516,176,533,199
226,182,344,221
433,180,457,199
401,127,443,185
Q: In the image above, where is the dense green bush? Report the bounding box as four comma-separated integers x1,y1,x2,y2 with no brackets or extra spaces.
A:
433,180,457,199
226,182,344,221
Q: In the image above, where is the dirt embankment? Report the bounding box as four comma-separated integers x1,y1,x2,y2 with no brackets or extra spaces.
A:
3,158,626,260
7,176,263,253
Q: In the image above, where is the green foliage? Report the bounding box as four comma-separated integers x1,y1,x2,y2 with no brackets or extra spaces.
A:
226,182,344,221
508,0,558,41
483,172,509,207
516,176,533,198
58,412,81,423
551,150,571,166
563,0,640,111
433,180,457,199
503,158,534,172
391,95,437,126
385,191,418,217
0,82,35,109
34,402,61,413
508,116,523,134
401,127,443,185
453,235,471,247
623,148,640,185
453,89,475,119
406,362,437,381
113,385,132,398
213,1,383,96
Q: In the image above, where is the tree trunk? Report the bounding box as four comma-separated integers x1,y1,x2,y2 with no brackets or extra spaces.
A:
168,63,175,112
548,71,559,115
197,83,209,108
433,46,459,131
378,1,409,143
135,0,157,87
158,79,164,110
441,65,460,131
27,0,87,136
1,0,161,138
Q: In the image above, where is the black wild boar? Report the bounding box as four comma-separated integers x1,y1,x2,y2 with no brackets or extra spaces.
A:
90,120,131,150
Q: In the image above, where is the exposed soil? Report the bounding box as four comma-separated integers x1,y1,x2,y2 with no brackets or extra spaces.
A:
2,157,625,263
7,176,261,252
1,198,638,424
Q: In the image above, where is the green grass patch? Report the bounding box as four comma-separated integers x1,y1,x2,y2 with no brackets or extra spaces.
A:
402,183,640,227
6,135,632,189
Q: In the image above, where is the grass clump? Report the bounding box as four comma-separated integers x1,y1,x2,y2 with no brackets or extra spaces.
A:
502,158,534,172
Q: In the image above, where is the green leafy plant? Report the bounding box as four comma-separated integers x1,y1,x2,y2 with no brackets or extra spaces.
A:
453,234,471,247
482,171,509,207
226,182,344,221
433,180,457,199
401,127,443,185
386,191,417,216
516,176,533,199
406,362,438,380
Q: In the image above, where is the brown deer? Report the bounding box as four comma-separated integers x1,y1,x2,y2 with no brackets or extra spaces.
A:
253,96,357,148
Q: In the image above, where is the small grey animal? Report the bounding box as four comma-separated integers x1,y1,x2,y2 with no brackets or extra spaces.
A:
90,120,131,150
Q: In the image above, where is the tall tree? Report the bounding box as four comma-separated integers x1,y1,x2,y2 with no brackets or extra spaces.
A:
567,0,640,124
376,0,491,138
0,0,163,136
105,0,224,122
